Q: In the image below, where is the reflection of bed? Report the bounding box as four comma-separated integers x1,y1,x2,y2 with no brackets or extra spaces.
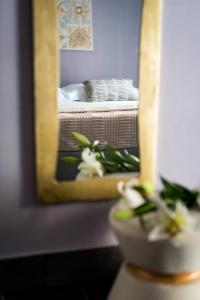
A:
59,100,139,152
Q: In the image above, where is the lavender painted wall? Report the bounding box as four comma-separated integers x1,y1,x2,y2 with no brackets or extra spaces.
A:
1,0,200,259
60,0,142,86
157,0,200,188
0,0,117,259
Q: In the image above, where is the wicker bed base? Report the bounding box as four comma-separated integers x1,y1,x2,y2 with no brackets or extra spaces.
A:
59,109,138,151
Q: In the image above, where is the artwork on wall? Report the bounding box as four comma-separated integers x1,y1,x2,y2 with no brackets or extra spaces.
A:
57,0,93,51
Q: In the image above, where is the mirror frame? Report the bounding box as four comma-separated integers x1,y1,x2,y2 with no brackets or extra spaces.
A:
33,0,162,202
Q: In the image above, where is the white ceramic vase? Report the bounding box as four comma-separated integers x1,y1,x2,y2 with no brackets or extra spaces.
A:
108,205,200,300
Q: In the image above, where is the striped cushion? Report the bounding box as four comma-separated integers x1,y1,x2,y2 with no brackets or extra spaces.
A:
83,79,138,102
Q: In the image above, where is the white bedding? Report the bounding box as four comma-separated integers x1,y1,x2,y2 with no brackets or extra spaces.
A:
58,100,139,113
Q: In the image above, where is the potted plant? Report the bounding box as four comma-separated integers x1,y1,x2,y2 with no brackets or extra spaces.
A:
61,132,140,179
108,178,200,300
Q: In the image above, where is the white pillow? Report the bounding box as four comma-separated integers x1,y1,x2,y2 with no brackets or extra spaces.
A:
132,87,139,101
57,88,67,111
61,83,88,102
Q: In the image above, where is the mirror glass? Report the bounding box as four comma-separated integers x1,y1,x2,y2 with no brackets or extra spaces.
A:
56,0,143,181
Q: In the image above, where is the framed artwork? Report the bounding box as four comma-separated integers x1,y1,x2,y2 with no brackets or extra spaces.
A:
57,0,93,50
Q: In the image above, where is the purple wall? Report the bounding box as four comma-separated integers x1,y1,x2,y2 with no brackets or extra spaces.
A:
1,0,200,259
157,0,200,188
60,0,142,86
0,0,117,259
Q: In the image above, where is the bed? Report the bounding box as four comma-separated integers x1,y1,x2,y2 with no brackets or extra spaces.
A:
58,100,139,152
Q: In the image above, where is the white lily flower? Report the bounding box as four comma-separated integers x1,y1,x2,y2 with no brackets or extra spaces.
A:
93,140,99,146
148,201,198,245
117,180,145,210
78,148,104,178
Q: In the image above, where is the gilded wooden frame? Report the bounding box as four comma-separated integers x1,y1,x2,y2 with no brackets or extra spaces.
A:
33,0,162,202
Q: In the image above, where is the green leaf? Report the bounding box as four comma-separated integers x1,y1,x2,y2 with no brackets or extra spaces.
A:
92,144,104,159
60,156,80,164
124,150,140,165
122,162,139,171
113,209,134,220
134,202,156,216
106,145,125,163
101,160,116,166
114,202,157,220
72,132,91,146
105,146,140,172
101,162,120,173
160,177,199,208
99,158,120,173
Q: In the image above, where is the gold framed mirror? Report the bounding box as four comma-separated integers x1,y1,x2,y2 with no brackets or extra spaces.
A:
33,0,162,202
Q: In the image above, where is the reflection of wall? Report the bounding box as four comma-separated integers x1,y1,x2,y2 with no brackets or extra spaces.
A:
60,0,142,87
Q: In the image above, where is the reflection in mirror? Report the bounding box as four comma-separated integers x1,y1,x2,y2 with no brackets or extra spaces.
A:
56,0,142,181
